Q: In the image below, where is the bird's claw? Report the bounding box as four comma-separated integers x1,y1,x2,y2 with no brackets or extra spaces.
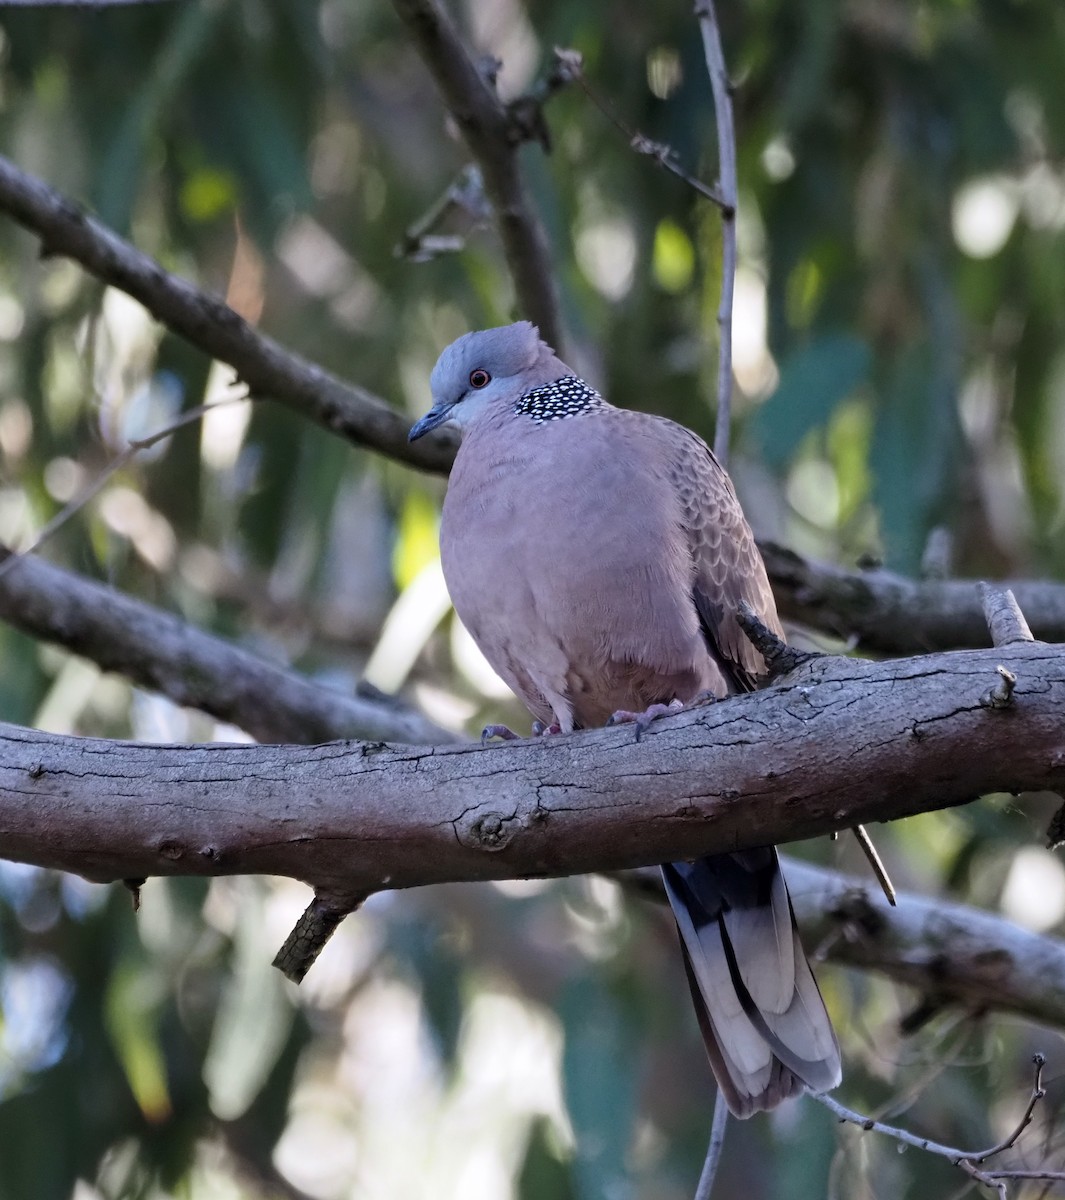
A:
482,720,563,744
531,720,562,737
607,699,684,742
481,723,523,745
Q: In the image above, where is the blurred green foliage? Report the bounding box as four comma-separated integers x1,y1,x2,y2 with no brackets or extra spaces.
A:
1,1,1065,1198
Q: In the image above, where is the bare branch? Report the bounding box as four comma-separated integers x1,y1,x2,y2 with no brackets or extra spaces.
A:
392,0,563,349
272,891,367,984
849,823,897,906
1,642,1062,895
0,154,456,474
760,541,1065,653
562,53,728,210
982,582,1036,648
5,160,1065,658
0,397,247,582
783,861,1065,1029
814,1055,1057,1198
694,1092,730,1200
0,543,455,746
694,1,739,465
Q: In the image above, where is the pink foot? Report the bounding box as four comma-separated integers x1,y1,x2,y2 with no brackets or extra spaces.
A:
481,723,523,745
481,721,562,745
607,698,684,742
531,720,562,737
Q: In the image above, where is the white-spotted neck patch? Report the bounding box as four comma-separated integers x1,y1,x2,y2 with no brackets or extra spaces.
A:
514,375,605,423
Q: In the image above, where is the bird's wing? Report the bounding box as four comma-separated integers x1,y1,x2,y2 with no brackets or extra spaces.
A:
653,418,783,693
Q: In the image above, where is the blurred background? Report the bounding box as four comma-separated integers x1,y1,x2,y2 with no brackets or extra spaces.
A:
1,0,1065,1197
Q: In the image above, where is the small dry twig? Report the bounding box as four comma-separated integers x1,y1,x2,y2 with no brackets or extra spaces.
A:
0,395,248,582
395,164,491,262
272,891,368,984
921,526,955,581
560,50,729,211
815,1054,1060,1199
850,824,897,907
981,583,1036,648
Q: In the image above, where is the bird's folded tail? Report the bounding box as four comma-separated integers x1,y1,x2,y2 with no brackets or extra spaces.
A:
662,849,842,1118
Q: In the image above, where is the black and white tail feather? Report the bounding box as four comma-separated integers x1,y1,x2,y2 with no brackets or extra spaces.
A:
662,850,842,1117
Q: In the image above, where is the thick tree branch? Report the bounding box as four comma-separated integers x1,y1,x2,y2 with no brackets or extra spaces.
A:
760,541,1065,653
0,543,455,746
787,862,1065,1028
0,154,455,473
391,0,563,350
1,642,1061,893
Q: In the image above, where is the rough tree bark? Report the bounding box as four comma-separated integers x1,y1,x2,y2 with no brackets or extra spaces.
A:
1,642,1061,893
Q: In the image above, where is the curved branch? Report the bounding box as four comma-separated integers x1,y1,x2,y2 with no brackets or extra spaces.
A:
0,543,455,747
391,0,563,350
785,861,1065,1029
0,154,455,474
623,854,1065,1029
0,642,1061,892
761,541,1065,653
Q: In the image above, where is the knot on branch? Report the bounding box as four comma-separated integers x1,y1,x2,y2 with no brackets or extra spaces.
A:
979,665,1018,710
458,809,517,852
503,49,581,152
736,600,820,679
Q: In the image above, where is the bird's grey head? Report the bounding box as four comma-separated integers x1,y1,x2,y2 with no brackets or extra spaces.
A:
409,321,562,442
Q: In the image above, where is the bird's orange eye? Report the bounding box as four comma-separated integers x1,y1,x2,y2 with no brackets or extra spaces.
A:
469,369,491,389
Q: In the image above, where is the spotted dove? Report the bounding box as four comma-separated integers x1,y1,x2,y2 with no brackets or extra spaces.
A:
410,322,842,1117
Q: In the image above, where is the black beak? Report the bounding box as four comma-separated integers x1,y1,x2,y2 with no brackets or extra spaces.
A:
408,402,454,443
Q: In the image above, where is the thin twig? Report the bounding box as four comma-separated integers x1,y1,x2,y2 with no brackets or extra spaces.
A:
694,1089,730,1200
814,1054,1054,1197
395,164,490,262
694,1,739,466
391,0,563,349
921,526,954,581
850,824,897,906
0,396,245,582
560,51,728,210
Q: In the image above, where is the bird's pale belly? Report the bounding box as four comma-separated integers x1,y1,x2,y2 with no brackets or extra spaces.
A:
441,465,719,730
